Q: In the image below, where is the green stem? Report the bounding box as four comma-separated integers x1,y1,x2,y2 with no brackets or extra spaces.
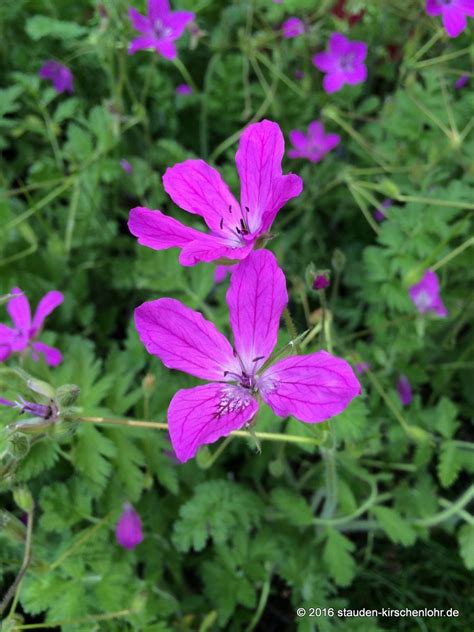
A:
413,486,474,528
245,570,272,632
431,237,474,272
173,57,199,94
283,307,301,353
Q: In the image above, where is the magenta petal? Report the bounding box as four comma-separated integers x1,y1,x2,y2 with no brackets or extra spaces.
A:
235,120,285,233
289,130,307,150
115,503,143,550
179,237,253,267
397,375,412,407
426,0,442,16
168,383,258,462
345,64,368,85
31,341,63,366
166,11,195,39
312,52,336,72
31,291,63,336
155,40,177,59
134,298,240,381
329,32,350,56
128,7,151,33
323,72,346,93
259,351,361,423
128,35,158,55
260,174,303,234
227,250,287,372
0,324,14,361
443,7,467,36
128,207,203,251
162,159,240,234
7,288,31,332
148,0,170,22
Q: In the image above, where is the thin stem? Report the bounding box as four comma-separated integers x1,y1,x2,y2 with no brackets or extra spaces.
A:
414,47,471,69
413,486,474,528
245,570,272,632
78,416,324,447
199,435,234,469
431,237,474,272
282,307,301,353
173,57,199,94
0,503,34,617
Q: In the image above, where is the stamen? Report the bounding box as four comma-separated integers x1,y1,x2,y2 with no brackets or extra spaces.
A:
228,205,232,213
220,218,224,230
252,356,265,362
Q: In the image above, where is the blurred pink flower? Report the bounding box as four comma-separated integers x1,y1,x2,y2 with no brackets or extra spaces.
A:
288,121,340,163
120,159,133,173
374,198,392,222
397,375,412,406
129,120,303,266
176,83,193,95
214,264,237,284
0,288,63,366
39,61,73,94
454,74,469,89
313,274,330,290
115,504,143,549
425,0,474,38
408,270,448,317
128,0,194,59
313,32,368,93
281,17,305,38
134,250,360,462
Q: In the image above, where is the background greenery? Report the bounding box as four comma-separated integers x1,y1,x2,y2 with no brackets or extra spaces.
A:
1,0,473,630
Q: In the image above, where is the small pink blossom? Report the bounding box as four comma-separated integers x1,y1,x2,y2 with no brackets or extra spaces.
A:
397,375,412,406
288,121,340,163
39,61,73,94
425,0,474,38
115,504,143,549
129,120,303,267
128,0,195,59
0,289,63,366
176,83,193,95
312,32,368,94
408,270,448,318
120,159,133,173
454,74,469,89
374,198,392,222
355,362,370,375
281,17,305,39
135,250,360,462
313,274,330,290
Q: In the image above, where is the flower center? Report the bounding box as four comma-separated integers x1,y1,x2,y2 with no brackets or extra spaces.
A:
153,19,172,38
219,204,255,243
340,53,355,71
415,290,432,311
214,386,253,419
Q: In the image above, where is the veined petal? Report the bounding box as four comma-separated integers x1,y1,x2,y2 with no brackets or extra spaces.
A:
162,159,240,234
260,174,303,234
168,383,258,462
7,288,31,333
128,207,204,251
226,250,287,373
179,236,253,267
134,298,240,381
31,291,63,336
31,341,63,367
259,351,361,423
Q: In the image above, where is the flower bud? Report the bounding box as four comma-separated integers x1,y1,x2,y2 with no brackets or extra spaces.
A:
115,504,143,550
55,384,80,407
13,486,34,513
313,273,330,290
332,248,346,273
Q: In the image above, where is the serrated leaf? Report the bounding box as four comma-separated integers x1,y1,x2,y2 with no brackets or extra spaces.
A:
71,425,116,494
322,529,356,587
270,488,314,527
438,441,462,488
458,524,474,570
372,506,416,546
26,16,87,41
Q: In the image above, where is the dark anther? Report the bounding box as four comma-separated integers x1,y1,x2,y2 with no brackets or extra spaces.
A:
228,205,232,213
236,226,242,234
245,206,250,213
223,371,229,376
252,355,264,362
220,218,224,229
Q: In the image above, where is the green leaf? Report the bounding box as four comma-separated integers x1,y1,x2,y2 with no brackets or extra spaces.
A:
71,425,116,494
372,506,416,546
458,524,474,570
437,441,462,488
26,16,87,41
433,398,459,439
322,529,356,587
270,488,314,527
202,561,256,625
15,440,59,481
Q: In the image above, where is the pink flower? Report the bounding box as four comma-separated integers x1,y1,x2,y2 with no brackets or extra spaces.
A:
281,17,305,38
176,83,193,95
288,121,340,163
408,270,448,318
313,274,330,290
425,0,474,38
0,289,63,366
312,32,368,94
397,375,412,406
39,61,73,94
115,504,143,549
134,250,360,462
214,264,237,284
120,159,133,173
128,0,195,59
128,120,303,266
374,198,392,222
454,74,470,89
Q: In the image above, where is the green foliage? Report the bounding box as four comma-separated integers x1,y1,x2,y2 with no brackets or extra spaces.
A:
0,0,473,629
